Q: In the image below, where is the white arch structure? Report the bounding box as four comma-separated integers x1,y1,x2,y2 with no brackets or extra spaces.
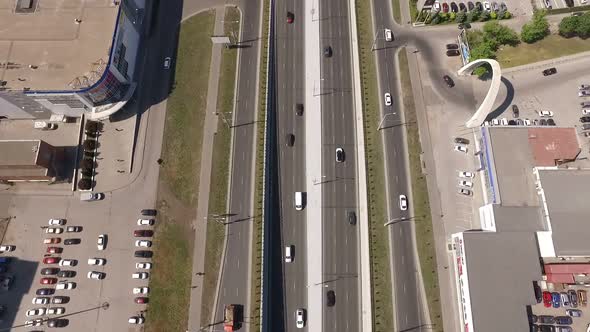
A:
457,59,502,128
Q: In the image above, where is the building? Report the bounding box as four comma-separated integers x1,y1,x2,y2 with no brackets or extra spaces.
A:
0,0,149,120
452,126,590,332
0,140,58,181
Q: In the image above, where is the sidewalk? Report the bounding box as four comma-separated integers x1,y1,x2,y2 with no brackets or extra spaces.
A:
187,6,224,332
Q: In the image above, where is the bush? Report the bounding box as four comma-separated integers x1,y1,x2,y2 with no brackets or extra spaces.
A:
559,16,579,37
470,9,481,21
80,158,94,170
483,21,520,46
490,11,497,19
83,139,97,151
78,178,92,190
456,11,466,23
439,12,449,21
576,14,590,38
81,168,93,178
521,10,550,43
480,11,490,21
432,15,442,24
503,11,512,19
85,121,98,132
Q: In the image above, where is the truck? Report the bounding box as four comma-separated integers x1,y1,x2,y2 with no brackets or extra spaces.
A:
224,304,237,331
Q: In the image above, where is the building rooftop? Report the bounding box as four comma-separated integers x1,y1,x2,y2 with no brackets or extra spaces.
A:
538,169,590,256
0,139,42,166
0,0,118,91
492,205,544,232
464,231,542,332
528,127,580,166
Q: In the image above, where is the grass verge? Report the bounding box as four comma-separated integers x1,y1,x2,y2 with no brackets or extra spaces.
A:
392,0,402,23
200,7,241,326
410,0,419,22
249,0,271,329
496,34,590,68
354,0,394,331
148,11,215,332
398,50,443,332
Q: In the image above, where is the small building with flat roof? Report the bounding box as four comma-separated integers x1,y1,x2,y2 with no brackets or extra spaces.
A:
0,140,57,181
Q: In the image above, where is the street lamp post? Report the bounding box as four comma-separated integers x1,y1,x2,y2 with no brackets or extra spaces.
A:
378,112,397,130
384,217,407,226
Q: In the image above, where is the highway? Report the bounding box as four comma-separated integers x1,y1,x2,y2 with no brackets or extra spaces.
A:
212,0,262,330
318,0,361,330
274,0,308,330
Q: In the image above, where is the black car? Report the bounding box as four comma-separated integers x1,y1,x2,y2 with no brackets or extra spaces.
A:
542,67,557,76
568,290,578,307
141,209,158,217
295,103,304,116
547,119,556,126
286,134,295,147
446,43,459,50
554,316,572,325
468,1,475,10
539,119,547,126
533,282,542,303
135,250,153,258
459,2,466,11
326,290,335,307
516,118,524,125
508,120,516,125
335,148,345,162
63,238,81,245
538,315,555,324
134,230,154,237
511,104,519,118
323,46,332,58
443,75,455,87
47,318,68,328
41,268,59,276
36,288,55,296
580,116,590,123
584,124,590,130
347,211,357,225
446,50,460,57
539,326,555,332
57,270,76,278
454,137,469,145
529,314,538,324
51,296,69,304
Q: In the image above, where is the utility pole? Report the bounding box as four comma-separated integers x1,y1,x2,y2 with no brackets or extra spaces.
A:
377,112,397,130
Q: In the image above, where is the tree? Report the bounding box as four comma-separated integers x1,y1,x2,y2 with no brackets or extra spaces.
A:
80,158,94,170
479,11,490,21
559,16,579,37
470,9,480,21
520,10,550,43
575,14,590,38
503,11,512,19
85,121,98,132
439,12,449,22
83,139,97,151
456,11,467,23
432,15,442,24
78,178,92,190
490,11,497,20
483,21,519,46
470,40,497,59
449,12,456,21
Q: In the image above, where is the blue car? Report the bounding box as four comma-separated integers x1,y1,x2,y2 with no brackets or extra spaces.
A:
552,292,561,308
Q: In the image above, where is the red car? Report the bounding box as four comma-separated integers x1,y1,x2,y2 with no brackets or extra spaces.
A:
442,2,449,12
134,297,149,304
46,247,62,254
543,291,552,307
287,12,294,24
43,238,61,245
43,257,60,265
40,277,57,285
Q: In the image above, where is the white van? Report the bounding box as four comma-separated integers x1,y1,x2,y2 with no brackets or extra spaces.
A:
295,192,304,210
80,192,105,201
285,245,293,263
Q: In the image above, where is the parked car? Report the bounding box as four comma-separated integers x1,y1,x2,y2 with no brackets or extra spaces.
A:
552,292,561,308
459,171,474,178
547,119,556,126
134,297,149,304
566,309,582,317
36,288,55,296
137,219,155,226
57,270,76,278
538,110,554,117
63,238,81,245
458,180,473,188
454,145,468,153
568,290,578,307
87,258,106,266
454,137,469,145
543,67,557,76
59,259,77,267
24,319,43,327
47,319,68,328
554,316,573,325
56,281,76,290
51,296,70,304
40,277,57,285
46,246,62,254
512,104,519,118
538,315,555,324
41,267,59,275
578,289,587,306
134,230,154,237
32,297,50,305
543,291,552,307
534,282,542,303
136,262,152,269
47,307,65,315
134,250,153,258
443,75,455,87
446,43,459,50
458,188,472,196
87,271,106,280
141,209,157,216
66,226,82,233
26,308,46,317
133,287,150,295
45,227,63,234
44,238,61,244
48,219,66,226
0,245,15,252
561,292,570,307
43,257,60,265
135,240,152,248
580,90,590,97
129,316,145,324
97,234,107,251
132,272,149,279
446,49,460,56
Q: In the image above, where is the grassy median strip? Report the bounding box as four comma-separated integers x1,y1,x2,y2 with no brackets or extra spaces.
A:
496,34,590,68
249,0,271,329
355,0,394,331
149,11,216,332
391,0,402,23
200,6,241,327
398,50,443,332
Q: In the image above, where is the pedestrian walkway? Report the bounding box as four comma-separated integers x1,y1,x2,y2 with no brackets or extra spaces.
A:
186,6,224,332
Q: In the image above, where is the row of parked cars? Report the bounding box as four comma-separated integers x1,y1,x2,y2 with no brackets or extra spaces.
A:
433,0,508,13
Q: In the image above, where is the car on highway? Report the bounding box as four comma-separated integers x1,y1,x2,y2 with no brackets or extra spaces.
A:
459,171,474,178
135,297,149,304
47,307,65,315
135,250,153,258
135,240,152,248
326,290,335,307
134,230,154,237
543,67,557,76
59,259,77,267
132,272,149,279
46,246,62,254
295,103,304,116
48,219,66,226
26,308,46,317
66,226,82,232
458,180,473,188
454,137,469,145
0,245,15,252
136,262,152,269
97,234,107,250
443,75,455,87
580,90,590,97
45,227,63,234
129,316,145,324
295,308,306,328
32,297,50,305
36,288,55,296
141,209,158,216
286,134,295,147
41,267,59,275
87,271,106,280
44,237,61,244
384,28,393,42
446,49,460,56
454,145,468,153
163,57,171,69
40,277,57,285
538,110,553,117
56,281,76,290
87,258,106,266
347,211,357,225
566,309,582,317
384,92,392,106
133,287,150,295
285,245,293,263
543,291,552,307
137,219,155,226
52,296,69,304
57,270,76,278
335,148,345,162
458,188,472,196
63,238,81,245
287,11,294,24
323,46,332,58
399,195,408,211
43,257,60,265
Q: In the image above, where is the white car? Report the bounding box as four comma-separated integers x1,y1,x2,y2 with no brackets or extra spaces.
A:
399,195,408,211
580,90,590,97
135,240,152,248
523,118,531,126
25,319,43,327
500,118,508,126
0,245,15,252
538,110,554,117
97,234,106,251
491,118,500,126
45,227,63,234
32,297,49,305
136,262,152,270
59,259,77,267
458,180,473,188
458,171,474,178
87,258,106,266
132,272,149,279
335,147,344,163
458,188,472,196
163,57,171,69
87,271,106,280
295,308,305,328
384,93,392,106
583,109,590,115
26,308,46,317
483,1,491,10
56,281,76,290
133,287,150,295
454,145,468,153
433,1,441,11
384,28,393,42
48,219,66,226
137,219,155,226
66,226,82,232
47,307,65,315
129,316,145,324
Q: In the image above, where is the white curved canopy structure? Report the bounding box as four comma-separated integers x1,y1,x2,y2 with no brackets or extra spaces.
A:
457,59,502,128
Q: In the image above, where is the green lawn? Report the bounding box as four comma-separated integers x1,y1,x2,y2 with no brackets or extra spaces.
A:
392,0,402,23
355,0,394,330
497,34,590,68
398,50,443,332
200,6,241,326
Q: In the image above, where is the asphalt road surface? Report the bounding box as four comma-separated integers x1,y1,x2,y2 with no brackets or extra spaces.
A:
274,0,308,330
318,0,361,330
213,0,262,331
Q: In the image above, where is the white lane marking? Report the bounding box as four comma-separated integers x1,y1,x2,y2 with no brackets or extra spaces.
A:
403,283,406,294
395,175,398,183
237,258,240,269
401,255,405,265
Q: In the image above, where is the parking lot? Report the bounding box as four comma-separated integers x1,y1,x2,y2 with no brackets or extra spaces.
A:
532,285,590,331
430,0,533,19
